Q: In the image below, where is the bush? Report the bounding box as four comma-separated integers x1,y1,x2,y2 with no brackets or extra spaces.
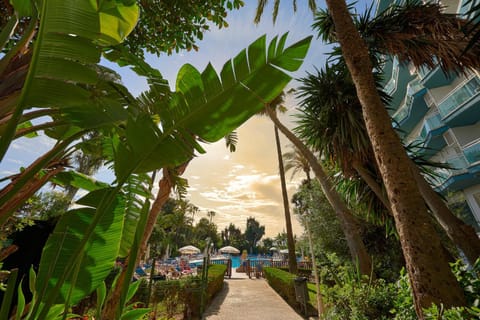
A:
263,267,316,316
320,259,480,320
134,263,227,319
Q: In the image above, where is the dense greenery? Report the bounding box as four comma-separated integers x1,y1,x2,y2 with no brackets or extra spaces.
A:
132,264,227,319
124,0,244,57
0,0,311,318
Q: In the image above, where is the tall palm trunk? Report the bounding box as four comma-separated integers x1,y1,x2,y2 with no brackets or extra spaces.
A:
410,163,480,265
324,0,465,316
274,125,298,274
267,108,372,276
304,178,325,316
352,160,392,215
305,216,324,315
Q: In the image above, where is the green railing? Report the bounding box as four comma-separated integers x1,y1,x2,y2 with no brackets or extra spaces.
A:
438,76,480,117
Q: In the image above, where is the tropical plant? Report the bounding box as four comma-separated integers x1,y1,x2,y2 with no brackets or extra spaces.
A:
322,0,466,315
0,1,312,318
244,217,265,254
265,106,373,277
283,154,325,316
257,92,298,273
295,61,480,265
254,0,317,24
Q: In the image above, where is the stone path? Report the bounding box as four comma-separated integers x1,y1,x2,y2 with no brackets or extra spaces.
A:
203,270,304,320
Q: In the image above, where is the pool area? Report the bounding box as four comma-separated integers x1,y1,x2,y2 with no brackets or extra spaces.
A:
189,255,276,268
230,255,276,268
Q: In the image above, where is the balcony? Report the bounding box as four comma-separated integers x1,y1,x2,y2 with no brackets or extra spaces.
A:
418,65,454,89
413,113,447,156
386,65,416,114
432,144,480,193
438,76,480,127
464,139,480,165
393,79,428,134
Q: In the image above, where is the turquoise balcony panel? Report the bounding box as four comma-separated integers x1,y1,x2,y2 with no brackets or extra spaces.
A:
395,86,428,133
434,163,480,194
416,126,447,158
432,144,480,193
439,76,480,127
418,65,454,89
464,141,480,164
386,66,416,114
380,57,394,85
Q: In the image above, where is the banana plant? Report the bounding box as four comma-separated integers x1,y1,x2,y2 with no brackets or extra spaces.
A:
1,1,312,318
0,0,139,159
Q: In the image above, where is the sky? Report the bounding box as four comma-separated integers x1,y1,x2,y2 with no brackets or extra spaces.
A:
0,0,370,238
137,0,330,238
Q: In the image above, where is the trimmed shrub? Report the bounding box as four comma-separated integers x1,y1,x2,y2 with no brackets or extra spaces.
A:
278,267,312,278
263,267,316,316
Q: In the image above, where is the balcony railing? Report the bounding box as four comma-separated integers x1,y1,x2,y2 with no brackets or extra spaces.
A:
438,76,480,117
384,57,399,95
419,113,443,140
464,139,480,165
393,79,424,123
431,154,469,186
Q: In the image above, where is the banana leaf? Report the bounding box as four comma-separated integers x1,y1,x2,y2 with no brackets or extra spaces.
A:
34,188,125,310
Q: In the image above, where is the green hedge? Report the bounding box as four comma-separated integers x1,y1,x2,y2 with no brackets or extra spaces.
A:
264,267,317,317
206,264,227,303
277,267,312,278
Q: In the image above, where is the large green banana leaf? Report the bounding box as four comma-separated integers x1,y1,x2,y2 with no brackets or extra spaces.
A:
34,188,125,310
0,0,139,159
113,33,312,179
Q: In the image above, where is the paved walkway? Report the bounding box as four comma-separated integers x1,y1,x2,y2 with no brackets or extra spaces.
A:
203,270,304,320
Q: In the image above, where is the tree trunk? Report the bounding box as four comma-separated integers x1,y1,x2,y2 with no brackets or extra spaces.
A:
305,216,325,315
267,109,373,276
411,163,480,265
325,0,465,316
352,160,392,215
274,125,298,274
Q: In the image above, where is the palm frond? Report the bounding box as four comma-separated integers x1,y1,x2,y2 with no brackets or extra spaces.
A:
363,0,480,73
224,131,238,152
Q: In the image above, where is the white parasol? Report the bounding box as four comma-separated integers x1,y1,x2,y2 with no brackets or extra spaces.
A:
219,245,241,254
178,245,201,255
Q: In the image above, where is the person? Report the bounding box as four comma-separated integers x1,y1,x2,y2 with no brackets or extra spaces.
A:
256,262,264,278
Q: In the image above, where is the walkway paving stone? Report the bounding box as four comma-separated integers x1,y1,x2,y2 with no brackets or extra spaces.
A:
203,270,304,320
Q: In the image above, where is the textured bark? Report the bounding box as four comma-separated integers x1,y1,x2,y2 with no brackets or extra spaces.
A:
267,109,373,276
411,163,480,265
274,125,298,274
352,160,393,215
325,0,465,316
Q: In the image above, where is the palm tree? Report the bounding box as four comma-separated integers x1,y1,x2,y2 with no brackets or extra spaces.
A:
258,92,298,273
254,0,317,24
323,0,466,314
284,146,325,315
265,106,373,276
296,63,480,265
207,210,216,223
